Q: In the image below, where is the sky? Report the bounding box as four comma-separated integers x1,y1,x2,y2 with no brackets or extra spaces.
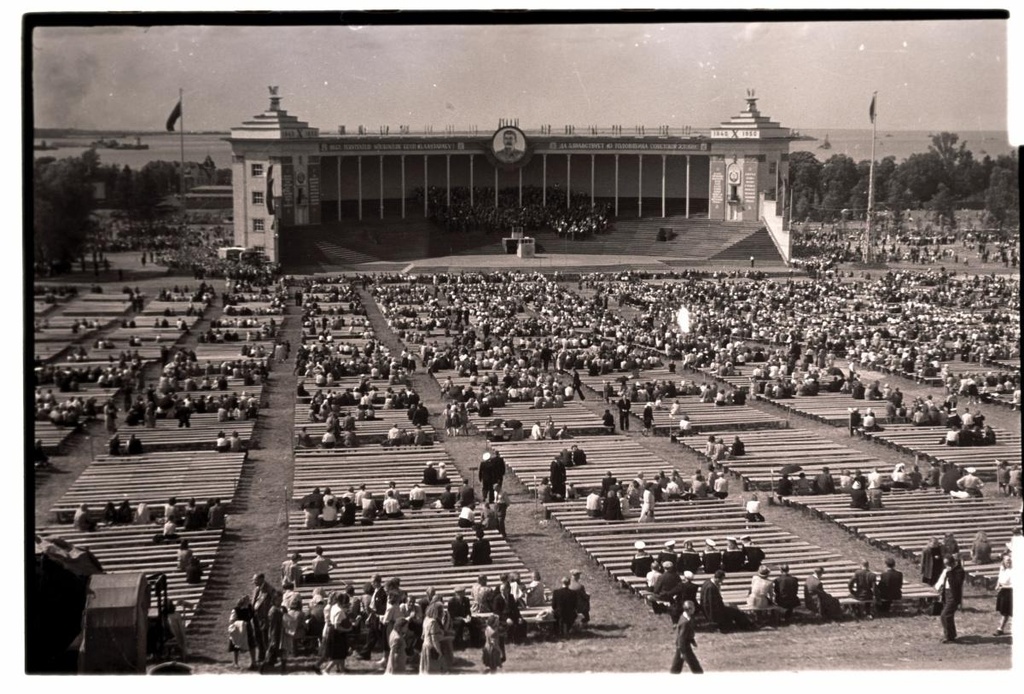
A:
28,14,1015,135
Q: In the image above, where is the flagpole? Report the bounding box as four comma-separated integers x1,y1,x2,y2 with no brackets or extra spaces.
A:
866,91,877,264
178,88,186,223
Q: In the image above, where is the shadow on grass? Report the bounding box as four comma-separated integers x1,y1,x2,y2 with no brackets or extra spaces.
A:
569,623,630,640
951,634,1011,646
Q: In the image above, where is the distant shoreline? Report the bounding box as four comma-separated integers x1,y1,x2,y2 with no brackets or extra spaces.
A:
34,129,231,137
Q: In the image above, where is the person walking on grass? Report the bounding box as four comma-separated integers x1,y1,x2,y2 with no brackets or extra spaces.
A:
670,601,703,674
994,552,1013,636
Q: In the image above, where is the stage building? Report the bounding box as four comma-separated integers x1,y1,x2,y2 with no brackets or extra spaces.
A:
227,88,797,263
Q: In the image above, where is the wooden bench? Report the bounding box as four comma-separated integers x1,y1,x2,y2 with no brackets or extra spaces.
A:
36,524,225,627
50,450,247,522
783,489,1018,588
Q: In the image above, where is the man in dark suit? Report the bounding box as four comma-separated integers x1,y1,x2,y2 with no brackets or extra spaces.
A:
470,528,492,565
772,564,801,623
657,540,679,568
670,601,704,674
937,555,965,642
451,533,470,566
631,541,654,577
569,444,588,467
848,560,877,611
549,456,567,501
876,556,904,613
740,536,765,571
701,539,722,573
551,576,578,637
698,570,753,632
447,588,473,648
814,466,837,495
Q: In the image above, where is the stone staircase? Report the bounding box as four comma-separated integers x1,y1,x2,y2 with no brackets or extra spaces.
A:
527,216,763,258
711,226,784,263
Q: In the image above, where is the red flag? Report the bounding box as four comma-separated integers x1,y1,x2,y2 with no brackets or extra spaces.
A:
166,99,182,132
869,93,876,124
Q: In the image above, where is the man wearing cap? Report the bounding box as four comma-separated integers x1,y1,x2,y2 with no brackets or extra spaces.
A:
569,570,591,624
657,540,679,568
670,601,703,674
631,541,654,578
679,571,699,607
701,539,722,573
652,561,685,622
674,540,701,574
721,538,746,572
876,556,904,613
956,467,984,497
773,564,801,623
698,570,753,633
451,533,470,566
551,577,578,637
741,536,765,572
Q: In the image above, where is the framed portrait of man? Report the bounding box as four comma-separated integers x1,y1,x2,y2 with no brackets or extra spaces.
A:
492,126,527,164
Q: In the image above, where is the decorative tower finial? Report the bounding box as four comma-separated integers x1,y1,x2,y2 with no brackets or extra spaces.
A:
268,86,281,112
744,88,758,114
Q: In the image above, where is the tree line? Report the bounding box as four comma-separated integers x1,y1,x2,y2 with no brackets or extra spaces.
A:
33,149,231,272
788,132,1019,230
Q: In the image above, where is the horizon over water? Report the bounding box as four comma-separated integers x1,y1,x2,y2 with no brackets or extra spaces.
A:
34,128,1015,171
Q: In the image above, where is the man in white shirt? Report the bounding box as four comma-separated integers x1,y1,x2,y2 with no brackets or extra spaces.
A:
585,491,603,518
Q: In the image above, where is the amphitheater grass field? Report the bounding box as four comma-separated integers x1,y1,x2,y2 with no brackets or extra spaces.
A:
29,250,1018,675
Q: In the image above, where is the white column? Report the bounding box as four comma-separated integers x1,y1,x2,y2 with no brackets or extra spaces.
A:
357,155,363,221
446,154,451,209
685,155,691,219
379,155,384,220
661,154,666,218
400,155,406,219
566,154,571,205
423,155,428,217
638,154,643,218
590,154,595,209
469,155,474,207
614,154,619,217
336,156,342,221
542,155,547,206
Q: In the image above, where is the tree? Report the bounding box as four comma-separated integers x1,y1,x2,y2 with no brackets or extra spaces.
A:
984,153,1019,229
926,183,957,229
34,156,97,270
818,154,860,221
888,151,945,208
788,151,822,222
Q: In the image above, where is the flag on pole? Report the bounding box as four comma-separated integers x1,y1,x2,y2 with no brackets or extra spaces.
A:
869,93,877,124
166,99,182,132
266,165,275,216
